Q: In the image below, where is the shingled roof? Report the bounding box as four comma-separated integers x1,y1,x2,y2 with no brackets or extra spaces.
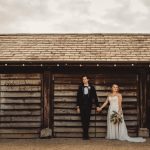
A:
0,34,150,62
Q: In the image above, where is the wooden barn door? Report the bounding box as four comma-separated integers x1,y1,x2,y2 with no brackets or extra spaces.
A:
0,73,42,138
53,73,139,138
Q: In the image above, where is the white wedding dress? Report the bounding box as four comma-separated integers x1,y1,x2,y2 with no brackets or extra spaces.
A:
106,95,146,142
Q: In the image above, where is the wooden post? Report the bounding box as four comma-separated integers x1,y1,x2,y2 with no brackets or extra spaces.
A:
43,71,50,128
138,69,149,137
40,71,52,138
147,74,150,136
139,70,147,127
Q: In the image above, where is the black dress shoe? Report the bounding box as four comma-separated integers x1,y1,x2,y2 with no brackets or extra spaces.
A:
83,136,90,140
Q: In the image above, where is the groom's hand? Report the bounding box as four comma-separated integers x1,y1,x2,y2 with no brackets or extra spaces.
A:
77,108,80,113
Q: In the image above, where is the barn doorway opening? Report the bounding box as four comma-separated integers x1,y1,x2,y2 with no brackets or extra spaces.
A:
52,73,139,138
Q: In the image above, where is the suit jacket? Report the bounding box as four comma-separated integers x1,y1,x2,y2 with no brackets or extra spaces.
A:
77,84,99,109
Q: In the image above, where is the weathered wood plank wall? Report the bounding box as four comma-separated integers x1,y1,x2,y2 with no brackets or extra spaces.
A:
0,74,42,138
53,74,139,138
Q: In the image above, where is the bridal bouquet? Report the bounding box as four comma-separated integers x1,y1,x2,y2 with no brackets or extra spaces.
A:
110,111,122,124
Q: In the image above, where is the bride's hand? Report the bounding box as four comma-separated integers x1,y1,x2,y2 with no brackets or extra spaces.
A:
118,110,122,115
96,107,102,112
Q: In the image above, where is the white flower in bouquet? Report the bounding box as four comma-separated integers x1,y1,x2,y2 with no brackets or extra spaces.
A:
110,111,122,124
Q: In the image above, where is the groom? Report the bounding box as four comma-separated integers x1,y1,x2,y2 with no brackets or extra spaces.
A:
76,75,100,140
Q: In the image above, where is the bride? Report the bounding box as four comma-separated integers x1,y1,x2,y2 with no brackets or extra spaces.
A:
98,84,146,142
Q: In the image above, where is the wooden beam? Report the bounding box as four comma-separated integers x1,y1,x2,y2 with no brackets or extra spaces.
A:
138,69,147,128
43,71,50,128
49,73,54,131
0,61,150,68
147,74,150,135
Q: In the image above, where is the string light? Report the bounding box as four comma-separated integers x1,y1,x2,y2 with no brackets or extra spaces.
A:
2,63,146,67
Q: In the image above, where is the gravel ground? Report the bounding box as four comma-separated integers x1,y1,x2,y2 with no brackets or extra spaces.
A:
0,138,149,150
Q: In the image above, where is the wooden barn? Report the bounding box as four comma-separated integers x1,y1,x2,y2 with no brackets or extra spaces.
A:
0,33,150,139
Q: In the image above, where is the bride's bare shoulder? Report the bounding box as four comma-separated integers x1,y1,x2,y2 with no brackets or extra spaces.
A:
117,93,122,98
107,93,112,97
118,93,122,96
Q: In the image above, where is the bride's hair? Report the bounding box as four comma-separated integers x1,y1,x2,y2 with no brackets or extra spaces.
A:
111,84,119,92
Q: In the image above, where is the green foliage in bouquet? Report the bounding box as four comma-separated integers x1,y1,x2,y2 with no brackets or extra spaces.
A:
110,111,122,124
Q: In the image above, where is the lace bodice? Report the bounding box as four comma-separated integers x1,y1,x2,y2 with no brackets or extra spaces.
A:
108,95,119,112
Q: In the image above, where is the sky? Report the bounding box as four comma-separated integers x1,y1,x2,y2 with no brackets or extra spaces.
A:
0,0,150,33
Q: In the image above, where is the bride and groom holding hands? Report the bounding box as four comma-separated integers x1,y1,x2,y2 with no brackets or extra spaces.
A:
76,75,146,142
